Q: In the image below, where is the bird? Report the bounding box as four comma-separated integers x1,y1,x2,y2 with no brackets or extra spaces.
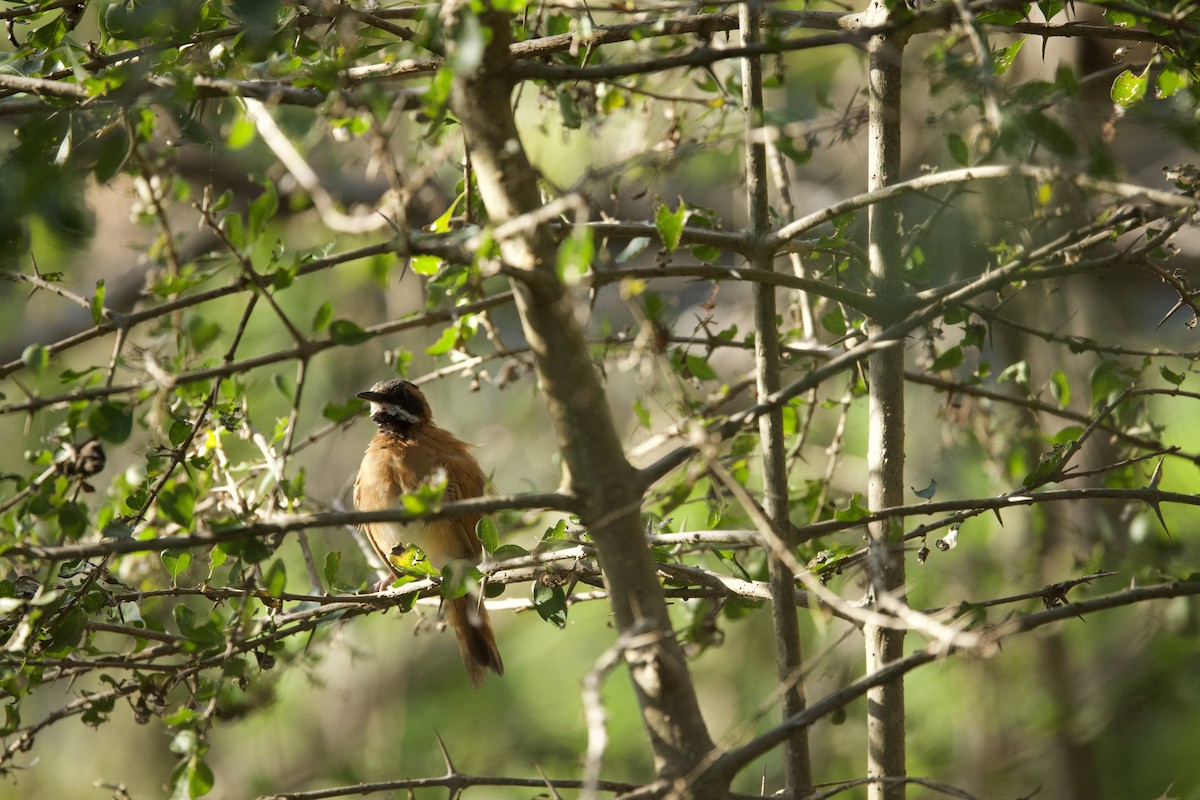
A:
353,378,504,687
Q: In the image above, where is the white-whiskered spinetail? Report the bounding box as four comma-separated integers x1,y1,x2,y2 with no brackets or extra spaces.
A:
354,378,503,687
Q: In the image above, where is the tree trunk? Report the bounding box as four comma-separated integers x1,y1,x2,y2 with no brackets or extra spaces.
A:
740,2,813,796
444,3,721,793
861,1,909,798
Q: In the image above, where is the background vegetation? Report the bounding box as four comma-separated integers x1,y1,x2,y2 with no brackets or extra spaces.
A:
1,1,1199,798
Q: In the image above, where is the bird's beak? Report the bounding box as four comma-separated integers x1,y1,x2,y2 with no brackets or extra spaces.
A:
356,391,384,402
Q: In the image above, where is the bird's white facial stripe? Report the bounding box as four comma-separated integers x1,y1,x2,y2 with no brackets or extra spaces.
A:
371,401,420,423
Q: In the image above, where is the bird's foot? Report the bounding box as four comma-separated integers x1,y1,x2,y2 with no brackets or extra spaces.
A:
371,576,398,593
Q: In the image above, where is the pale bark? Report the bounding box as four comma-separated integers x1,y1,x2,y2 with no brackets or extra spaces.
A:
443,4,720,793
739,2,812,796
861,1,909,798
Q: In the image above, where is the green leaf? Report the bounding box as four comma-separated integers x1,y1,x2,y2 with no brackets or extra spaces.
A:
329,320,372,345
912,479,938,500
947,132,969,166
263,559,287,598
557,86,583,129
411,252,443,277
103,521,133,539
1156,68,1188,99
556,225,594,285
169,419,194,447
248,178,279,240
633,397,651,430
222,211,246,248
533,583,568,628
615,237,651,264
942,306,968,325
1037,0,1064,21
425,325,458,356
323,551,341,588
930,346,963,372
22,344,49,378
643,291,665,322
93,128,131,183
997,360,1031,394
1024,110,1077,157
281,468,305,503
655,199,686,253
476,517,499,554
208,545,228,577
992,37,1026,76
90,280,106,325
1022,444,1067,487
1159,364,1185,386
227,111,257,150
1104,7,1146,26
58,365,101,384
976,8,1027,24
211,189,233,213
400,479,446,515
162,549,192,584
159,484,197,529
173,605,226,648
541,518,570,542
322,398,364,423
685,354,717,381
449,4,485,73
220,534,271,564
1111,67,1149,108
1089,360,1126,409
809,544,859,576
1051,425,1084,446
171,754,214,800
491,544,529,561
190,757,215,797
834,493,870,522
311,301,333,333
554,224,592,286
413,192,464,275
439,561,482,601
421,67,454,119
58,503,88,540
821,306,846,336
1050,369,1071,408
87,403,134,443
186,316,221,352
47,609,87,655
777,137,811,164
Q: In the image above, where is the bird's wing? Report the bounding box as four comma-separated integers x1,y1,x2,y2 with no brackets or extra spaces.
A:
419,448,485,566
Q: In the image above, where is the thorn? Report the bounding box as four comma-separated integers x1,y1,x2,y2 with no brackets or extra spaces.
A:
1147,457,1170,536
433,730,456,776
378,211,404,237
1147,501,1171,537
991,505,1004,526
1155,299,1183,330
1148,456,1164,489
533,763,565,800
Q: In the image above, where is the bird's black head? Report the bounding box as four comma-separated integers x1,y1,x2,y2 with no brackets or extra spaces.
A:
356,379,432,436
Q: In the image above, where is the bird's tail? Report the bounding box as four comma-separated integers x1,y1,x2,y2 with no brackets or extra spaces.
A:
446,593,504,688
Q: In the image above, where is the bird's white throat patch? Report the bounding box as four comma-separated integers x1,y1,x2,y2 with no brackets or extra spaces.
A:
372,401,420,423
